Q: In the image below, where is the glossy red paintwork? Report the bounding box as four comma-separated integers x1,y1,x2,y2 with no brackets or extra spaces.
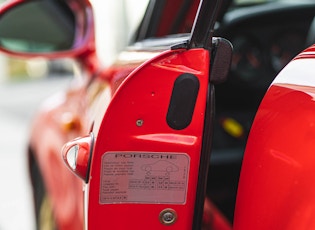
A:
87,48,210,229
294,45,315,60
29,79,91,229
234,47,315,229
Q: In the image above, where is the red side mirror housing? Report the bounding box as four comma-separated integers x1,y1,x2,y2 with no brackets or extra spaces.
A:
0,0,96,60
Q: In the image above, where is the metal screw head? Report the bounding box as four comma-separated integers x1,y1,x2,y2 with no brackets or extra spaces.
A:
136,119,144,127
159,209,177,225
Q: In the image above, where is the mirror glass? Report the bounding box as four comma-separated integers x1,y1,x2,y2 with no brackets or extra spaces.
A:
0,0,76,53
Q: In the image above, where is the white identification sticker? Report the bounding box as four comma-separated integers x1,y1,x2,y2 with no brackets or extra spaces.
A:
100,152,190,204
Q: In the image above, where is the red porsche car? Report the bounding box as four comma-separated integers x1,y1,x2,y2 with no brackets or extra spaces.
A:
0,0,314,229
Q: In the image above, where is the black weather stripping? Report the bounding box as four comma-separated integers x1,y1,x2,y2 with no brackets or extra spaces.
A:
167,73,200,130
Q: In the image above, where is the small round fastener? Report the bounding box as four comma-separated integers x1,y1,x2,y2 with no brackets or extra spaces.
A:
159,208,177,225
136,119,144,127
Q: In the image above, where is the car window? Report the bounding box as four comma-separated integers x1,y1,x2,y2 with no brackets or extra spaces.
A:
134,0,200,41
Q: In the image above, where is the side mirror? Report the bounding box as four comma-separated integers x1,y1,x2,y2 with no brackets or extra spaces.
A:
0,0,95,58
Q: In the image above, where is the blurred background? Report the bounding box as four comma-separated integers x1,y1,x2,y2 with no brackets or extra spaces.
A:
0,0,148,229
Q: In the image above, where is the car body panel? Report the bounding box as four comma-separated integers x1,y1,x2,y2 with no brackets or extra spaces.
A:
29,76,92,229
28,44,166,229
234,44,315,229
87,48,210,229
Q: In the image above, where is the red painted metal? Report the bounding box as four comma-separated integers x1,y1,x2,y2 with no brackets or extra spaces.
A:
294,44,315,60
28,47,165,230
234,54,315,229
87,48,210,229
29,82,91,230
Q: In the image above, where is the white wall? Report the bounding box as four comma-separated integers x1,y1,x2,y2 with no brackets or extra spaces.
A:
0,54,7,83
89,0,149,66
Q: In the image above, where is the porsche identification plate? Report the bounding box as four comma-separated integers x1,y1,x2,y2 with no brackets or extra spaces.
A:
100,152,190,204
